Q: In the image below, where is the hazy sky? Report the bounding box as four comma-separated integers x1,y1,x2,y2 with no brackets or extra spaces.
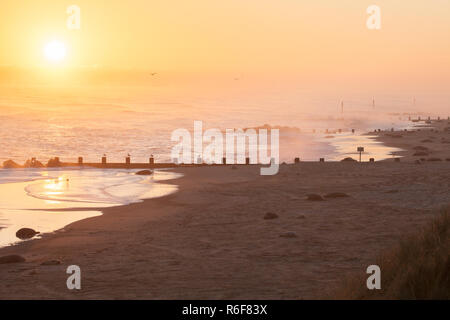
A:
1,0,450,83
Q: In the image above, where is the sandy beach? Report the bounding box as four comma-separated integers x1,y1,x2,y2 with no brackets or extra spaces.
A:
0,120,449,299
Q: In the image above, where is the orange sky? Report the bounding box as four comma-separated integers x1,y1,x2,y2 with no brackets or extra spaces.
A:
1,0,450,83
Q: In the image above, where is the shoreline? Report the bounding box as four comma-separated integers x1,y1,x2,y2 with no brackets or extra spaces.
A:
0,120,449,299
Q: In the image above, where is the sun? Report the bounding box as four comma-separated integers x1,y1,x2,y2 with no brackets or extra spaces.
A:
43,41,66,62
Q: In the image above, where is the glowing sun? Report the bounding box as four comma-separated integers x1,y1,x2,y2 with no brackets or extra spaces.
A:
43,41,66,62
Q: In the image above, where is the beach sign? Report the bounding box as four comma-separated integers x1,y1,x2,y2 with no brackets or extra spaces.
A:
357,147,364,162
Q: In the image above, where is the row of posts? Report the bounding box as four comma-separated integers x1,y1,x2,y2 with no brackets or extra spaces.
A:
408,116,449,121
75,156,376,165
77,156,155,165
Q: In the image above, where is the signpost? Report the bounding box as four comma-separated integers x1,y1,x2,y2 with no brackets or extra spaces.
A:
357,147,364,162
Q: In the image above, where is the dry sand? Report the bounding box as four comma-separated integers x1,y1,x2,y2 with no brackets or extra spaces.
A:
0,120,449,299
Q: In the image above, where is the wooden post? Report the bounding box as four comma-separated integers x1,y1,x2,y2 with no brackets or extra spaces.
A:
369,158,375,162
149,157,154,165
126,156,131,165
294,157,300,163
102,156,107,165
352,129,355,133
222,157,226,165
319,158,325,162
78,157,83,165
245,157,250,165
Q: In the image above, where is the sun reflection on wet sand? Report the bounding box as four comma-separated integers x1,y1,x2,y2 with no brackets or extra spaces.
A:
0,169,181,247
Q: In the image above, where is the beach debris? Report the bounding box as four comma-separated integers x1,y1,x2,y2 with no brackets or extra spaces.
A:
47,157,62,167
263,212,279,220
413,151,429,156
135,170,153,175
0,255,26,264
2,160,22,169
16,228,40,240
306,194,324,201
41,259,61,266
340,157,357,162
324,192,350,199
280,232,297,238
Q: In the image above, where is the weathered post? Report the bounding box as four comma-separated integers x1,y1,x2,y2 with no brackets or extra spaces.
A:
78,157,83,165
102,156,107,165
294,157,300,163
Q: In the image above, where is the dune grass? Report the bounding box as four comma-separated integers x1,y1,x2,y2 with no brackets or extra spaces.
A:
333,206,450,299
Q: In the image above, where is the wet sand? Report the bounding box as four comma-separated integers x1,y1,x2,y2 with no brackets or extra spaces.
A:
0,120,449,299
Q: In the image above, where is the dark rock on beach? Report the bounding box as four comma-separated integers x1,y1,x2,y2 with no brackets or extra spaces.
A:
306,194,324,201
135,170,153,175
324,192,350,198
280,232,297,238
263,212,278,220
41,259,61,266
16,228,39,240
340,157,357,162
0,255,26,264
